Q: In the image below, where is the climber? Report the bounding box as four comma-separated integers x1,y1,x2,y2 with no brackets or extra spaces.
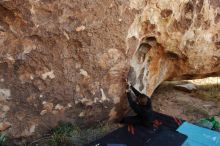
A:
127,85,153,123
121,85,158,134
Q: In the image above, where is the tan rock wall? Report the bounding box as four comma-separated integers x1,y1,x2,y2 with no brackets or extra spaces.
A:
127,0,220,96
0,0,136,137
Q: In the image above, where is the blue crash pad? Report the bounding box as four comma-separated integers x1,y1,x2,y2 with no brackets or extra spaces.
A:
177,122,220,146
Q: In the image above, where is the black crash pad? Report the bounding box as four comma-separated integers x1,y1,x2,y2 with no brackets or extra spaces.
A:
85,112,187,146
85,126,187,146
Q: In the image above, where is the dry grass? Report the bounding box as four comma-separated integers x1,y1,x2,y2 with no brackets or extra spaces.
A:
193,84,220,106
189,77,220,105
33,122,118,146
182,103,210,121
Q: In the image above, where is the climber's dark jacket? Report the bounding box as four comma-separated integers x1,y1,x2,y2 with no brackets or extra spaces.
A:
121,85,153,126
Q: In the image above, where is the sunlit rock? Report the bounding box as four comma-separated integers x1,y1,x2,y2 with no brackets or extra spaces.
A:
127,0,220,96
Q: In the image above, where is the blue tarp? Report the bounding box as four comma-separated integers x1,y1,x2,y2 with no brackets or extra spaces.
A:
177,122,220,146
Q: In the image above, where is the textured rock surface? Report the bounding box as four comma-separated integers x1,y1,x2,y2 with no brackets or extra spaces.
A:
0,0,220,139
127,0,220,96
0,0,136,138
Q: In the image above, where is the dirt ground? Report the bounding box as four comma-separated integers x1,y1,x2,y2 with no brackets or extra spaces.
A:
153,81,220,122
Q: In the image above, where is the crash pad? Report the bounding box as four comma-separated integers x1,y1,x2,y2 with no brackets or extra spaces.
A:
177,122,220,146
85,112,187,146
85,125,187,146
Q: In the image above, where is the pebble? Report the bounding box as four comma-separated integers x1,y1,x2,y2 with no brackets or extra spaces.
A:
79,112,85,117
40,110,47,116
55,104,64,110
2,105,10,112
0,122,11,131
76,25,85,32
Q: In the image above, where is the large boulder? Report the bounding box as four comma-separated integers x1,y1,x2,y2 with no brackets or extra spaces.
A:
0,0,219,139
0,0,136,138
127,0,220,96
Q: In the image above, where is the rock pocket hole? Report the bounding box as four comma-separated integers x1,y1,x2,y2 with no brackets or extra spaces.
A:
137,43,152,64
146,36,157,46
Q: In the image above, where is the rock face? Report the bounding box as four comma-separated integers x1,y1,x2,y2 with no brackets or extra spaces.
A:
0,0,136,138
0,0,219,139
127,0,220,96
